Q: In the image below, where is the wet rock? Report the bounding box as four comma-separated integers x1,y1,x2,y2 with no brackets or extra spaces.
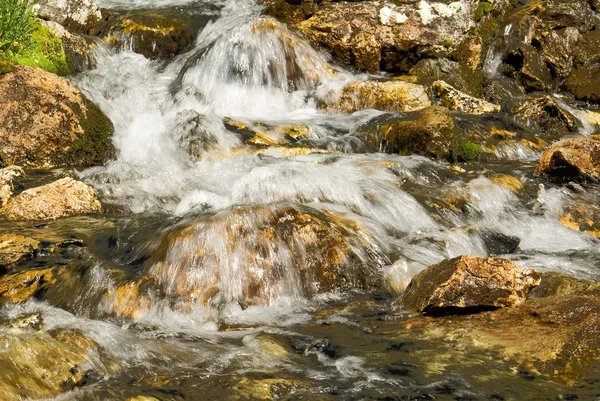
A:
294,1,477,73
108,275,155,320
224,119,312,147
409,58,486,97
41,20,97,73
559,203,600,238
533,272,600,298
538,27,578,79
0,267,56,303
0,234,40,272
328,79,431,114
480,230,521,255
36,0,105,35
0,328,101,400
0,66,114,168
401,255,541,315
537,136,600,182
8,312,44,330
506,46,552,92
364,106,456,159
100,10,197,59
2,177,102,221
262,0,319,25
231,377,309,401
488,173,524,192
511,96,578,139
564,65,600,103
0,166,24,207
432,80,500,115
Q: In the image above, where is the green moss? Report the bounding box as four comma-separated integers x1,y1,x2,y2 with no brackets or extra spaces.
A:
475,2,494,22
0,58,16,74
451,141,482,162
443,39,454,48
13,21,69,76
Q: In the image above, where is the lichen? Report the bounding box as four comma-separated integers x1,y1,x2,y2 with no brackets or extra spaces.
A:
13,21,69,76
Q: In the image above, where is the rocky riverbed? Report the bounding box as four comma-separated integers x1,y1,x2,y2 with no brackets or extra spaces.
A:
1,0,600,399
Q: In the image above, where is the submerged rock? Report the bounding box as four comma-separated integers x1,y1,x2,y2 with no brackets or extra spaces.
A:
328,79,431,114
0,234,40,272
432,80,500,115
537,136,600,182
2,177,102,221
0,66,114,168
401,255,541,315
511,96,578,139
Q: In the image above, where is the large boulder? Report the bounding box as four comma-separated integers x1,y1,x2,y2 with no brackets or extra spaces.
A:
401,255,541,314
327,79,431,114
36,0,105,35
0,66,114,168
292,1,478,73
2,177,102,221
564,66,600,103
537,136,600,182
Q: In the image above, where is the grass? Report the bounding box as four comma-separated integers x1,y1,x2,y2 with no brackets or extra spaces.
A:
0,0,36,55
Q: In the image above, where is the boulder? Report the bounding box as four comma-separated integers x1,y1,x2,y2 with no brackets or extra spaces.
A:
328,79,431,114
36,0,105,35
363,106,457,159
99,10,198,60
0,267,56,303
432,80,500,115
401,255,541,314
2,177,102,221
560,203,600,238
40,20,97,73
0,166,24,207
0,66,114,168
409,58,486,97
511,96,578,139
537,136,600,182
0,234,40,272
564,65,600,103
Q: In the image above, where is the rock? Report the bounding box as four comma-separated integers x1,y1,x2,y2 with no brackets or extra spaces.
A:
488,173,523,192
99,10,198,60
479,230,521,255
364,106,456,159
537,136,600,182
433,80,500,115
231,377,308,401
0,166,24,207
564,65,600,103
0,66,114,168
409,58,486,97
36,0,105,35
559,203,600,238
401,255,541,315
328,79,431,114
2,177,102,221
533,272,600,298
294,1,477,73
0,328,101,400
262,0,319,25
538,27,579,79
0,268,56,303
506,46,553,92
40,20,97,73
224,119,312,147
511,96,578,139
0,234,40,272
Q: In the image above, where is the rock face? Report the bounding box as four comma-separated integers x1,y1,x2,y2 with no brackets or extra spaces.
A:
2,177,102,221
538,136,600,182
401,255,541,314
100,10,198,59
36,0,105,34
292,1,477,73
328,79,431,114
0,234,40,272
0,66,114,168
364,106,456,159
432,80,500,115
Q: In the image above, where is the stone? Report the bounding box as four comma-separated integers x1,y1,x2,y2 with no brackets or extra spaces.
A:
401,255,541,314
511,96,578,139
0,66,114,168
560,203,600,238
507,46,553,92
537,136,600,182
538,27,579,79
432,80,500,115
36,0,105,35
40,20,97,73
364,106,456,159
0,268,56,303
2,177,102,221
0,166,24,207
0,234,40,272
479,231,521,255
564,65,600,103
100,10,198,60
409,58,486,98
533,272,600,298
328,80,431,114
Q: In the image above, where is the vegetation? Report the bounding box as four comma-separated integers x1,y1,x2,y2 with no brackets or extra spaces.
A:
0,0,36,55
451,141,483,162
474,2,494,22
14,21,69,75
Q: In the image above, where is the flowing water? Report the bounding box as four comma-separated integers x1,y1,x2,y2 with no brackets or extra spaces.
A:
3,0,600,399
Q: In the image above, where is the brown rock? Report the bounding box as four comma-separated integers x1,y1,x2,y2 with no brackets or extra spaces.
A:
0,268,56,303
538,136,600,182
2,177,102,221
41,20,97,73
0,66,114,168
0,234,40,272
401,255,541,314
433,80,500,115
0,166,24,207
559,203,600,238
328,79,431,114
512,96,578,138
564,65,600,103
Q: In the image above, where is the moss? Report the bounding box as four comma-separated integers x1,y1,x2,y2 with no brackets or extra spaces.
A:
443,39,453,48
475,2,494,22
13,21,69,76
0,58,16,74
450,141,482,162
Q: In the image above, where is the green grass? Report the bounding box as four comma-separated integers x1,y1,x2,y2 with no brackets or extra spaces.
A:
0,0,36,55
13,21,69,75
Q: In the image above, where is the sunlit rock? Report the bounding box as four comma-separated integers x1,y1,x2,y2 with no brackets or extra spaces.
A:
511,96,578,139
328,79,431,114
41,20,97,73
560,203,600,239
537,136,600,183
0,66,114,168
2,177,102,221
231,377,309,401
401,255,541,314
0,166,24,207
36,0,105,34
0,234,40,272
433,80,500,115
488,173,523,192
0,268,56,303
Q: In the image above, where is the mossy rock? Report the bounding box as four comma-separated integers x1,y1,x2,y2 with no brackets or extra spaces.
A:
449,141,483,162
12,21,69,76
474,2,493,21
